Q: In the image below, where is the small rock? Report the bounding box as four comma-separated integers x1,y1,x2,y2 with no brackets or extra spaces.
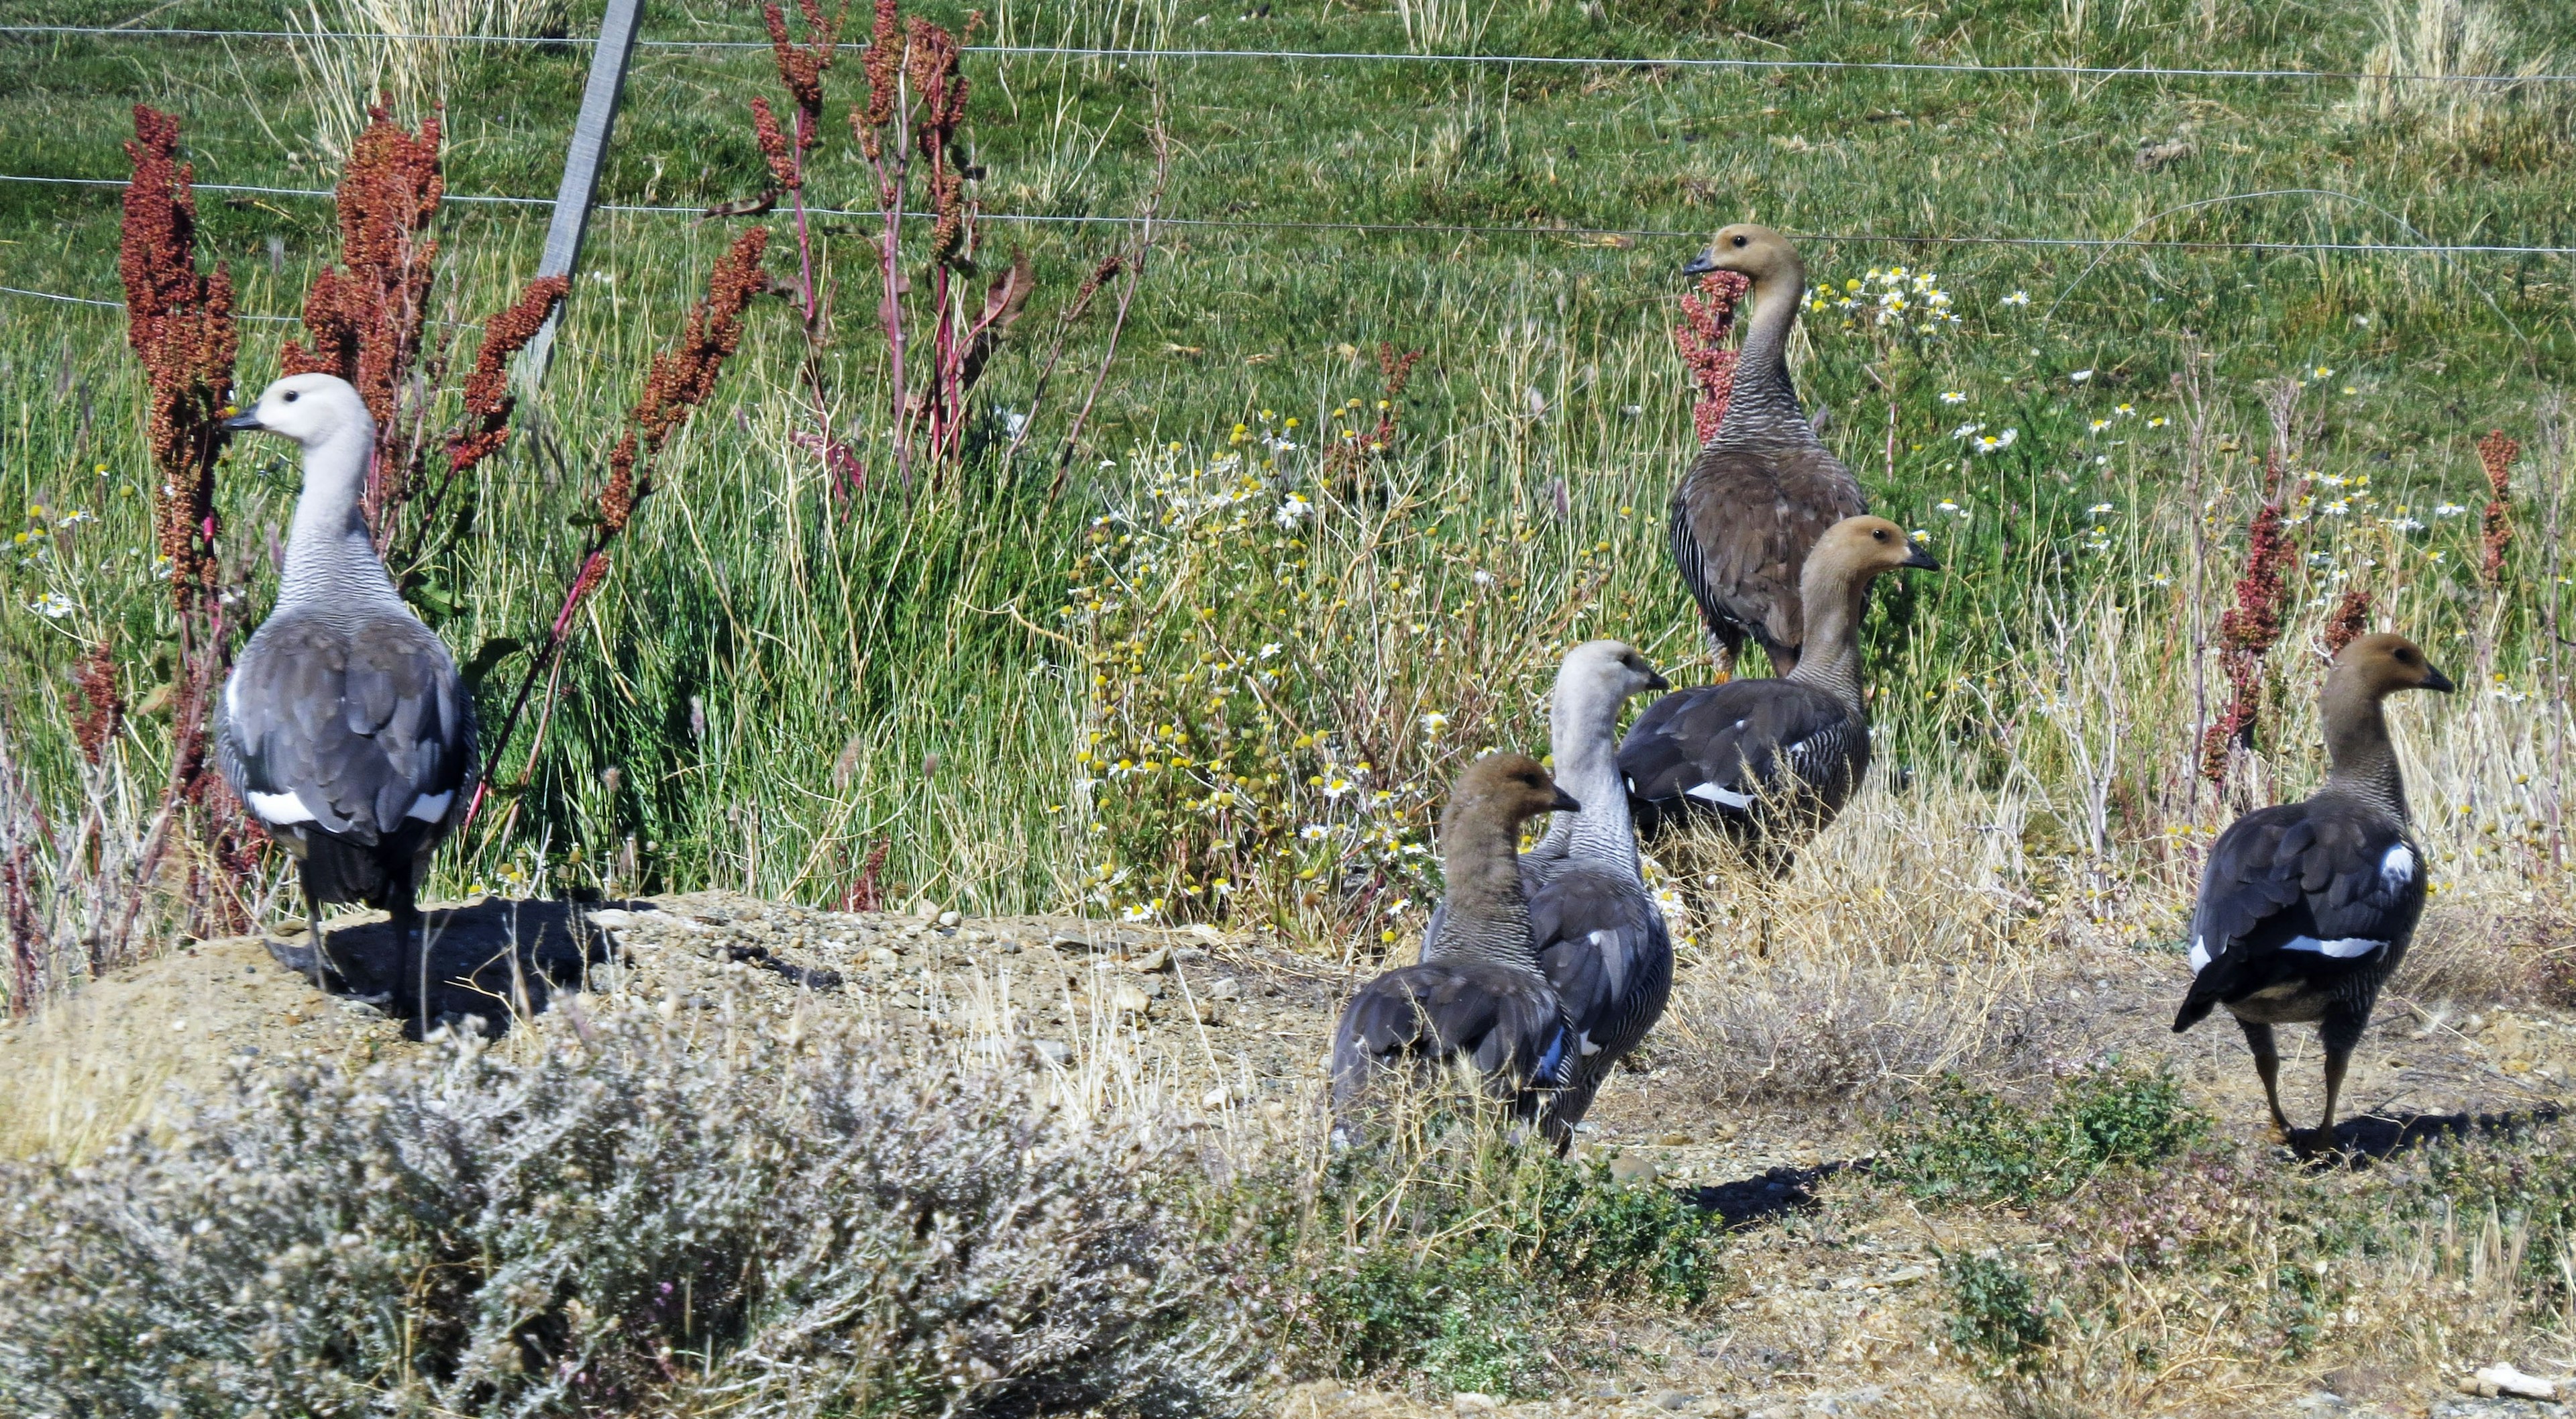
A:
586,908,638,929
867,947,900,965
1878,1263,1929,1285
1608,1155,1659,1188
912,899,938,919
1174,946,1209,962
1657,1131,1695,1146
1129,947,1172,973
937,910,962,928
1194,999,1224,1025
1201,1085,1232,1108
1208,977,1244,1000
1032,1039,1072,1065
1453,1394,1499,1415
2473,1364,2558,1400
1650,1390,1697,1412
1107,983,1154,1016
1049,931,1094,952
1135,974,1167,998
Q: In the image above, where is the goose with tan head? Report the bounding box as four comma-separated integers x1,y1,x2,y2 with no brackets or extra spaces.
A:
1669,223,1868,678
217,373,478,1036
2174,632,2453,1156
1332,754,1580,1133
1619,515,1937,865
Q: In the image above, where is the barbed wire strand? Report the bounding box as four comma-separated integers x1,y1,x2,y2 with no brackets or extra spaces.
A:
3,23,2574,84
3,171,2573,256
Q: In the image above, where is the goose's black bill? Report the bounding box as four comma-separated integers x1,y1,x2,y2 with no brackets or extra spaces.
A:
1902,543,1941,570
221,410,266,431
1682,248,1717,276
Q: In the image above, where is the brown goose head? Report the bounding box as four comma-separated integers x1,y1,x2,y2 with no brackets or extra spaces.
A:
1684,223,1803,292
2330,632,2455,700
1806,514,1941,588
1444,752,1579,835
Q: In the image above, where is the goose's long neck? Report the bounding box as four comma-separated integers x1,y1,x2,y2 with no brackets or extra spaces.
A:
1431,805,1538,971
1711,264,1811,448
1786,565,1869,713
280,425,401,610
2320,683,2410,821
1535,683,1640,875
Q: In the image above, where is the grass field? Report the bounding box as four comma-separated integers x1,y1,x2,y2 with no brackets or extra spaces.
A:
3,0,2576,1409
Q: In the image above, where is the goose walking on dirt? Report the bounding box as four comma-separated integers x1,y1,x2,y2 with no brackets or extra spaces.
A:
1619,515,1936,868
1332,754,1580,1137
217,373,477,1033
1505,641,1676,1143
2174,633,2452,1156
1669,223,1868,678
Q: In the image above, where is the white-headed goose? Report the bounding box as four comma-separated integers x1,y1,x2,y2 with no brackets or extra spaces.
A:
2174,632,2453,1155
218,373,478,1032
1619,515,1936,866
1669,223,1867,678
1507,641,1675,1142
1332,754,1578,1132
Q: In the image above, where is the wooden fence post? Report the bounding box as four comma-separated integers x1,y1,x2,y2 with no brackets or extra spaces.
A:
519,0,645,386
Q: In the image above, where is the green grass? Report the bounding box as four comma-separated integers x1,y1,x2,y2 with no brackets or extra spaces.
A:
3,0,2574,972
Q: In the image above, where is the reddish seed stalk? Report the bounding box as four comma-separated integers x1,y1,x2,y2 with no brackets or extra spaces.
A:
2478,428,2520,588
118,104,251,945
466,229,771,833
2198,450,2306,791
1674,270,1750,444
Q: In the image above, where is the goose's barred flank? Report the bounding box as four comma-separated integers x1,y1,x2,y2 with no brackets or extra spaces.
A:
216,374,478,1035
1621,516,1938,868
1330,755,1580,1137
1667,223,1867,678
2174,632,2453,1156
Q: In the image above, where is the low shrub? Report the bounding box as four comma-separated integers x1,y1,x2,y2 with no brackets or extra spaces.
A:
1256,1130,1733,1395
0,1008,1251,1418
1880,1061,2207,1205
1941,1253,2053,1374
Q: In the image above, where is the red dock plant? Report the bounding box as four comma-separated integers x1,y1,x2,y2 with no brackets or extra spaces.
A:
2199,448,2306,792
469,229,771,833
117,105,254,939
2477,428,2520,588
1674,269,1750,444
2321,586,2373,658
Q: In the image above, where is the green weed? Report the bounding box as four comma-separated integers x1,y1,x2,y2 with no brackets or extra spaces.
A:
1941,1252,2053,1374
1880,1062,2208,1204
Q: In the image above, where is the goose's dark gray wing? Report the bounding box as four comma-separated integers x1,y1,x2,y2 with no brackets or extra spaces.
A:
1529,867,1674,1069
1618,680,1862,821
2174,800,2425,1031
219,613,477,845
1670,444,1866,658
1330,962,1573,1107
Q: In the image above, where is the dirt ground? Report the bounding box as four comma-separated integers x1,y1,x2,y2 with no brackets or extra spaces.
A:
5,890,2573,1419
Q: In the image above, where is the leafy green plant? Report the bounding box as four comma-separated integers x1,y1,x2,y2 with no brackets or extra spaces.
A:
1881,1062,2208,1205
1942,1252,2053,1373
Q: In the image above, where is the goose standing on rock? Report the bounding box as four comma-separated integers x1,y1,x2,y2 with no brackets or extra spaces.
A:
1670,223,1867,678
1515,641,1676,1144
1619,515,1936,868
217,373,477,1031
1332,754,1579,1136
2174,633,2451,1155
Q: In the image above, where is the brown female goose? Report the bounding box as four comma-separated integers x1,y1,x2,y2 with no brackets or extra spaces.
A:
1619,515,1935,865
2174,633,2453,1155
1332,755,1579,1134
1670,223,1866,678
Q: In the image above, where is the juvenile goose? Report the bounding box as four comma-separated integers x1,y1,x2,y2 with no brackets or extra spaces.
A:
218,373,477,1029
1619,515,1936,863
1332,754,1579,1133
2174,633,2452,1155
1505,642,1676,1143
1669,223,1868,678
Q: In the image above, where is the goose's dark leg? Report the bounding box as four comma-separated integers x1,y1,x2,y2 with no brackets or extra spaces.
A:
2304,1012,2367,1157
304,883,329,992
2237,1020,2290,1139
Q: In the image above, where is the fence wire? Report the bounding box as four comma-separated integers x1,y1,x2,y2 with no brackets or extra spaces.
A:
5,22,2575,85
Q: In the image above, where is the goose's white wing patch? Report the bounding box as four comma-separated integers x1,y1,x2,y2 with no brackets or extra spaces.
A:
1686,782,1753,809
2284,935,2389,960
245,789,317,825
405,791,454,823
2187,935,2211,974
2379,843,2415,893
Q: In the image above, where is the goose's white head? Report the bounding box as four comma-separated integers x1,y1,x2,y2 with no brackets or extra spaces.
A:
223,372,373,450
